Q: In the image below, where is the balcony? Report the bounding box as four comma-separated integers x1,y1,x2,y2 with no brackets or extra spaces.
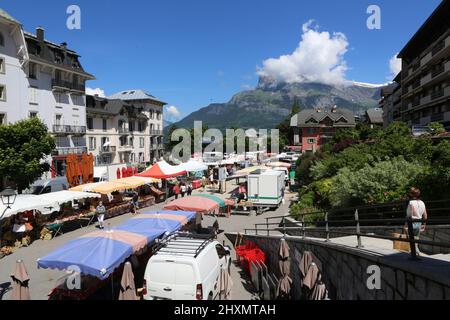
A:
412,79,421,90
53,125,86,136
118,145,133,152
431,90,444,100
99,146,117,153
432,41,445,56
52,79,85,93
118,127,130,135
432,64,445,78
52,146,87,156
150,130,162,136
431,113,444,122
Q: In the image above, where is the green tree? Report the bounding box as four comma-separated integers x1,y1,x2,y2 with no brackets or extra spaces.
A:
429,122,446,135
277,98,301,150
0,118,56,192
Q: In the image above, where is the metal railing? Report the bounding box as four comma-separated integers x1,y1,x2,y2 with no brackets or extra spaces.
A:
52,79,85,92
99,146,116,153
244,199,450,260
53,125,87,135
52,146,88,156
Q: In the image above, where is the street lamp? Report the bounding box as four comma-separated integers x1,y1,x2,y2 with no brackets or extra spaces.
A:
1,187,17,248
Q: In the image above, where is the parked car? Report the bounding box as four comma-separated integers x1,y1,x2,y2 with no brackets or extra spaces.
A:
143,233,231,300
29,177,69,195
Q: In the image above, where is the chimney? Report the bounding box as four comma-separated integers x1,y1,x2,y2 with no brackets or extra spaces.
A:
36,27,45,41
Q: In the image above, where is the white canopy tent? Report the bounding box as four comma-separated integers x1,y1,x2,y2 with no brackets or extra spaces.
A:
180,159,208,173
0,191,101,220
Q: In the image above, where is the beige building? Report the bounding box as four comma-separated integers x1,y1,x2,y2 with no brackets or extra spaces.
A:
86,90,166,166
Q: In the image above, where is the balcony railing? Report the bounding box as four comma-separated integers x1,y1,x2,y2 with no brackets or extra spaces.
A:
118,127,130,134
53,125,87,135
412,79,421,89
150,130,162,136
412,99,421,107
52,79,85,92
431,113,444,122
432,41,445,56
432,65,445,78
431,90,444,100
99,146,117,153
52,146,87,156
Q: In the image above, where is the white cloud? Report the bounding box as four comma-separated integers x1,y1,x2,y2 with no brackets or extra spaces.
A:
86,87,106,97
165,105,182,121
388,53,402,80
217,70,225,77
257,20,349,86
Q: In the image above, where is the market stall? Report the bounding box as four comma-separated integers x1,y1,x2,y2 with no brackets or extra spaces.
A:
138,160,187,179
163,194,234,217
37,210,196,280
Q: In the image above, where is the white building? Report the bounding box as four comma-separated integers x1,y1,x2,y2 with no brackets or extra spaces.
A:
86,94,156,165
0,9,94,177
107,90,166,163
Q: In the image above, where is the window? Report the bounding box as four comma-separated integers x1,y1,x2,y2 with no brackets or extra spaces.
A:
55,114,62,125
138,121,145,132
0,85,6,101
102,119,107,131
129,121,135,132
89,137,96,150
129,137,134,147
0,113,6,125
87,117,94,130
150,110,154,119
140,137,145,148
0,32,4,46
307,138,316,145
307,128,316,135
29,111,38,119
0,57,5,74
29,62,38,79
29,87,39,104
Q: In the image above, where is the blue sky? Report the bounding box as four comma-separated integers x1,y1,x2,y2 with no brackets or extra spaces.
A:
1,0,442,121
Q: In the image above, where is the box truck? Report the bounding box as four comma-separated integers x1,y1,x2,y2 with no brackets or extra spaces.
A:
247,170,285,208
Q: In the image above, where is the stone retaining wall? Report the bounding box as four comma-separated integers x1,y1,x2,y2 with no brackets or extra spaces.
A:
227,233,450,300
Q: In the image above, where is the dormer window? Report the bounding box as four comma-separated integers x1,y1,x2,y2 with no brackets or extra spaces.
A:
29,62,38,79
0,32,4,46
336,116,348,124
306,117,318,124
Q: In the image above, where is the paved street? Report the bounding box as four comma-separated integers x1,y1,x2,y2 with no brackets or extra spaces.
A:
0,180,292,300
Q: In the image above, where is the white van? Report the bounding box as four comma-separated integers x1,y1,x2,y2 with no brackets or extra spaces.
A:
143,233,231,300
29,177,69,195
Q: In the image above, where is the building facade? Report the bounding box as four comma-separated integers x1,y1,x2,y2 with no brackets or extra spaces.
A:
0,9,94,178
107,90,166,163
86,95,157,166
291,107,356,153
396,0,450,127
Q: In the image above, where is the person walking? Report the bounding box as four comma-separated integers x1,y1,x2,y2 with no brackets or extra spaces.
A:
96,201,106,230
181,183,187,198
187,182,193,197
132,192,139,215
202,176,207,192
405,187,428,255
173,183,181,200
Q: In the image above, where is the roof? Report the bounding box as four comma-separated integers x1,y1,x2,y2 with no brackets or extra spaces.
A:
293,108,356,127
365,108,384,124
398,0,450,60
108,89,167,105
0,8,21,25
24,32,95,79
